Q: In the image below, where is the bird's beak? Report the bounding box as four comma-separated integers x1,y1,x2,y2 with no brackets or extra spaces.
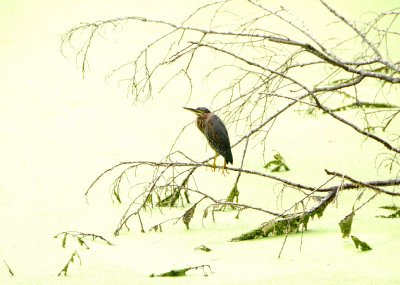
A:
183,107,201,114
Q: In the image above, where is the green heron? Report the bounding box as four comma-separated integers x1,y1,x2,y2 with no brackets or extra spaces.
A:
183,107,233,173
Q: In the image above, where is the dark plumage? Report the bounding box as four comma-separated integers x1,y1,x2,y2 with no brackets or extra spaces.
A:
183,107,233,173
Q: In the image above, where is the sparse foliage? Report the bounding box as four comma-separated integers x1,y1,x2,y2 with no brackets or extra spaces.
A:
54,231,113,276
54,231,113,249
57,251,81,277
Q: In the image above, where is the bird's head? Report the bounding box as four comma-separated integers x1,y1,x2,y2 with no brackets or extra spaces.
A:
183,107,211,117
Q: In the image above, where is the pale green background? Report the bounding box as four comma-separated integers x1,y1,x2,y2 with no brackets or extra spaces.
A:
1,0,399,284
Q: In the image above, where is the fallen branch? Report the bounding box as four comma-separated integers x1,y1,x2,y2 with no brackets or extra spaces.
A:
231,186,338,241
3,260,14,277
150,264,212,277
86,161,400,199
54,231,113,249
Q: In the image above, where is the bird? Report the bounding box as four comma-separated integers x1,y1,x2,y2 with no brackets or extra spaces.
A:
183,107,233,174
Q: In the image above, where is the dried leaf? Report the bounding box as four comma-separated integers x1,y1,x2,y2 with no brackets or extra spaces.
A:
203,208,208,219
183,204,196,229
150,225,159,232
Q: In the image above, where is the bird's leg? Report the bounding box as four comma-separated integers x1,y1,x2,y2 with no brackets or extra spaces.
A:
212,152,218,172
222,160,229,175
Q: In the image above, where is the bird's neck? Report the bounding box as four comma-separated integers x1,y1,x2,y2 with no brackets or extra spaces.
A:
196,116,206,134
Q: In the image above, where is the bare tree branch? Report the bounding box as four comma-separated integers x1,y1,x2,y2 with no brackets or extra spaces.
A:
63,0,400,243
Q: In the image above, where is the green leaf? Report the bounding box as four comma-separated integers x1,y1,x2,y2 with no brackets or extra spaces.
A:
183,189,190,204
226,183,239,204
264,152,289,172
111,176,123,204
151,268,190,277
150,225,159,232
150,265,211,277
351,235,372,251
380,205,400,211
377,210,400,218
376,205,400,218
339,213,354,238
157,190,180,207
62,233,67,248
78,238,84,246
195,245,212,252
264,160,280,169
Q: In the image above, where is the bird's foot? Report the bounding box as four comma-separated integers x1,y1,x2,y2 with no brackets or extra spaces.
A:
206,163,216,171
222,161,229,175
222,168,229,175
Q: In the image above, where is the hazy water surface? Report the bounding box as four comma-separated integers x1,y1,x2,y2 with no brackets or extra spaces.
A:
1,0,400,284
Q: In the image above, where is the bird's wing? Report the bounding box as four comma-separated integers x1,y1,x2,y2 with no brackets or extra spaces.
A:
204,115,233,164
